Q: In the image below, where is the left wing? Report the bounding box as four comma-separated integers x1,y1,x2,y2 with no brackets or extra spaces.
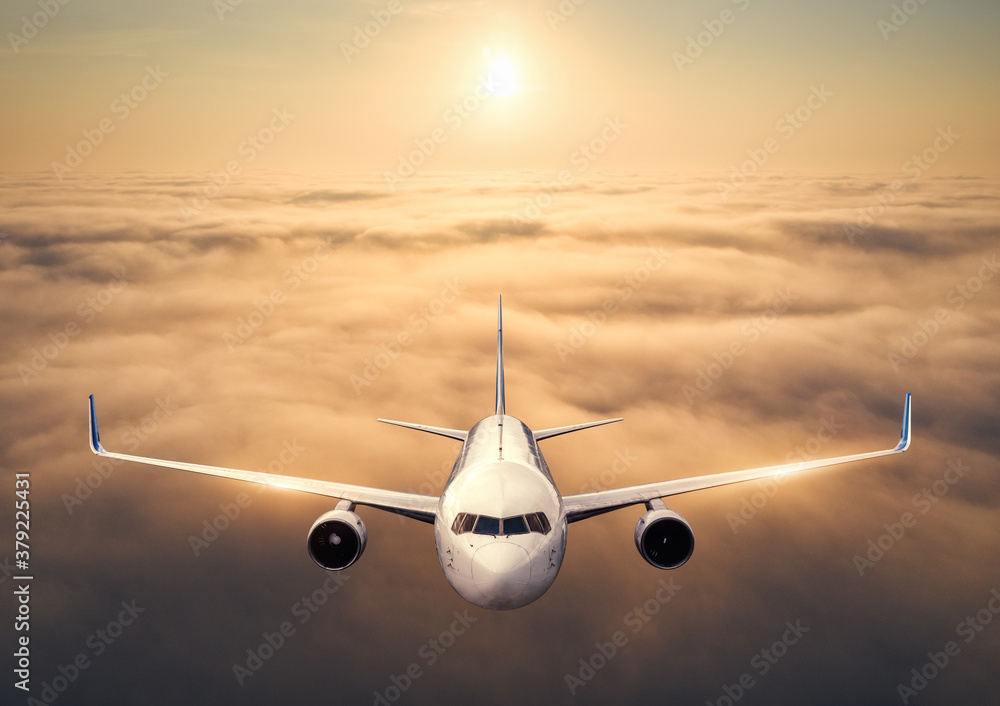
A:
88,395,438,523
563,393,911,523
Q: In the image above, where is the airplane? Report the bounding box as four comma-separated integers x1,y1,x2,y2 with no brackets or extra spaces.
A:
88,297,911,610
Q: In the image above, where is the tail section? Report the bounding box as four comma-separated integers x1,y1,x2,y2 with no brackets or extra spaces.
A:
496,295,505,417
380,296,623,441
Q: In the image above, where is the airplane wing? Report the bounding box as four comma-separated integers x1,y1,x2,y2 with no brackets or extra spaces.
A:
562,393,911,523
88,395,438,523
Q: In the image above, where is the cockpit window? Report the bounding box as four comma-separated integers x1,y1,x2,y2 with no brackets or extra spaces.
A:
452,511,551,536
502,515,529,535
451,512,477,534
473,515,500,536
459,513,476,533
525,512,551,534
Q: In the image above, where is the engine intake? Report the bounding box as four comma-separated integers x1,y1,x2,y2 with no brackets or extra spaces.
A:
307,509,367,570
634,507,694,569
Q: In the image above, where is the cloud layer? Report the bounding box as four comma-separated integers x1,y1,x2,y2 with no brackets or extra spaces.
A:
1,171,999,705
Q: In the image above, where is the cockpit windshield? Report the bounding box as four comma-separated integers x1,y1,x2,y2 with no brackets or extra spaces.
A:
502,515,528,535
451,512,551,536
473,515,500,535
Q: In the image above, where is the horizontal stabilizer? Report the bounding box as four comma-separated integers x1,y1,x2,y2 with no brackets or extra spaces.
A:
533,418,623,441
377,419,468,441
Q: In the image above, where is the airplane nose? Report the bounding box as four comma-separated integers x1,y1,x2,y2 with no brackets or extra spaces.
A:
472,542,530,598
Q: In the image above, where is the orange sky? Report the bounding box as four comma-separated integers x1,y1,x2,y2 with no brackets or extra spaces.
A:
2,1,1000,703
2,0,999,176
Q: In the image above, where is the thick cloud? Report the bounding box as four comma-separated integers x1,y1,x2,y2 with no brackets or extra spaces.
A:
1,172,998,705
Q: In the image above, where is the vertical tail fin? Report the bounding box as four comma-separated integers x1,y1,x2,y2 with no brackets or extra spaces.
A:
495,295,505,417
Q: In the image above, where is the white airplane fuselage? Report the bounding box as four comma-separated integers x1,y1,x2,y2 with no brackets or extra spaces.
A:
434,414,566,610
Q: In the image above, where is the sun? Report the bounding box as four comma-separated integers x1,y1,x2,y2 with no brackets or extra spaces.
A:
483,49,518,97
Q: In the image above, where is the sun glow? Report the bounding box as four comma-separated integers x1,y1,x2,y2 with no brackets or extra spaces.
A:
484,50,518,97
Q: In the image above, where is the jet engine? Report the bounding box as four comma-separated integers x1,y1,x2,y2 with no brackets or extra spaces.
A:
307,509,367,570
634,507,694,569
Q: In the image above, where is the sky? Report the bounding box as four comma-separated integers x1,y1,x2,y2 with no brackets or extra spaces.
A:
1,1,999,705
2,0,999,175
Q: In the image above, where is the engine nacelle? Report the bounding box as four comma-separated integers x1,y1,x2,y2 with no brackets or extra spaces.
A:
634,508,694,569
307,509,367,570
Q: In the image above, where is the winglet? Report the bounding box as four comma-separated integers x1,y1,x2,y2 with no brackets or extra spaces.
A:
495,295,505,417
88,394,106,454
894,391,912,452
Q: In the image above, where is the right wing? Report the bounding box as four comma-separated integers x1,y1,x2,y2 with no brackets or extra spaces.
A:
563,393,911,523
89,395,438,523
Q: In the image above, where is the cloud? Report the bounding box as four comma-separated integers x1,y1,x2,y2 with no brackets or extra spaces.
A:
2,171,999,704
